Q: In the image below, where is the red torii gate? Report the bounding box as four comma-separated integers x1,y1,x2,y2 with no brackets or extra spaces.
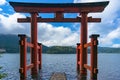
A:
10,1,109,80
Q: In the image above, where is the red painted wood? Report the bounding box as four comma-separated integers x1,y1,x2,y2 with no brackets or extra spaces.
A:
76,43,80,72
27,42,34,48
38,43,42,69
17,17,101,23
9,1,109,13
27,64,34,70
90,35,99,80
31,13,38,78
18,35,27,80
80,12,88,77
84,64,91,71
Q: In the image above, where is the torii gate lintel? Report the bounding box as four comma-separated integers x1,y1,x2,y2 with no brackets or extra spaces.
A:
17,16,101,23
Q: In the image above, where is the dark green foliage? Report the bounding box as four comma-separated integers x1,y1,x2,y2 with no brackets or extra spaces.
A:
0,62,7,79
42,45,49,53
0,34,19,53
98,47,120,53
0,73,7,79
47,46,76,54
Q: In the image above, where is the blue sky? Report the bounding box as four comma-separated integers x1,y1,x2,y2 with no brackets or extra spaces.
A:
0,0,120,47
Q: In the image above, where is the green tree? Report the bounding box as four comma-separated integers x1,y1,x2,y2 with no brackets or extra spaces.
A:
0,56,7,79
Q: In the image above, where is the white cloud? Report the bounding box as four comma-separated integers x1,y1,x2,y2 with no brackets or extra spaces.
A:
0,13,26,31
38,23,79,46
0,13,31,37
100,25,120,47
0,13,79,46
112,44,120,48
0,0,7,5
0,8,3,11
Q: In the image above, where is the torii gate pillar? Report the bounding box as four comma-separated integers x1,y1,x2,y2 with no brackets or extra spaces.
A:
80,12,88,76
31,12,38,78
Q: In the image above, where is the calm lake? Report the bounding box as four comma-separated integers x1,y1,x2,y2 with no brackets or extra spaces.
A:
0,53,120,80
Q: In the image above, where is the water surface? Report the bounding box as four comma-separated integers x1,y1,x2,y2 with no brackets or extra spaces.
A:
0,53,120,80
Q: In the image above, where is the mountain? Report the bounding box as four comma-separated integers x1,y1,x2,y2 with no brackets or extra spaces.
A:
0,34,48,53
0,34,120,53
98,47,120,53
0,34,19,53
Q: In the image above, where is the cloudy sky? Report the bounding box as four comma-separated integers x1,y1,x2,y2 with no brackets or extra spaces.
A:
0,0,120,47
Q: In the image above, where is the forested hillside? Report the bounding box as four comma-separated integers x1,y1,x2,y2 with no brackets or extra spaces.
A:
0,34,19,53
0,34,47,53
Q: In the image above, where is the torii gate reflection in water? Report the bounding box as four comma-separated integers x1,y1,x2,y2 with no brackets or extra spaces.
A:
10,1,109,80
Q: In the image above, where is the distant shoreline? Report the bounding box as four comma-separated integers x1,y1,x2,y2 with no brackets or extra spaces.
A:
1,52,120,54
0,49,6,53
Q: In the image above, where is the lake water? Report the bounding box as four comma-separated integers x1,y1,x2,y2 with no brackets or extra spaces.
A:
0,53,120,80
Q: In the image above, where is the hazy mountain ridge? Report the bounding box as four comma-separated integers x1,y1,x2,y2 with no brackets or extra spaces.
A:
0,34,120,53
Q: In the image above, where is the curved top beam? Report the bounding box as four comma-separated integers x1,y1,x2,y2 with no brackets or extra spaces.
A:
9,1,109,13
